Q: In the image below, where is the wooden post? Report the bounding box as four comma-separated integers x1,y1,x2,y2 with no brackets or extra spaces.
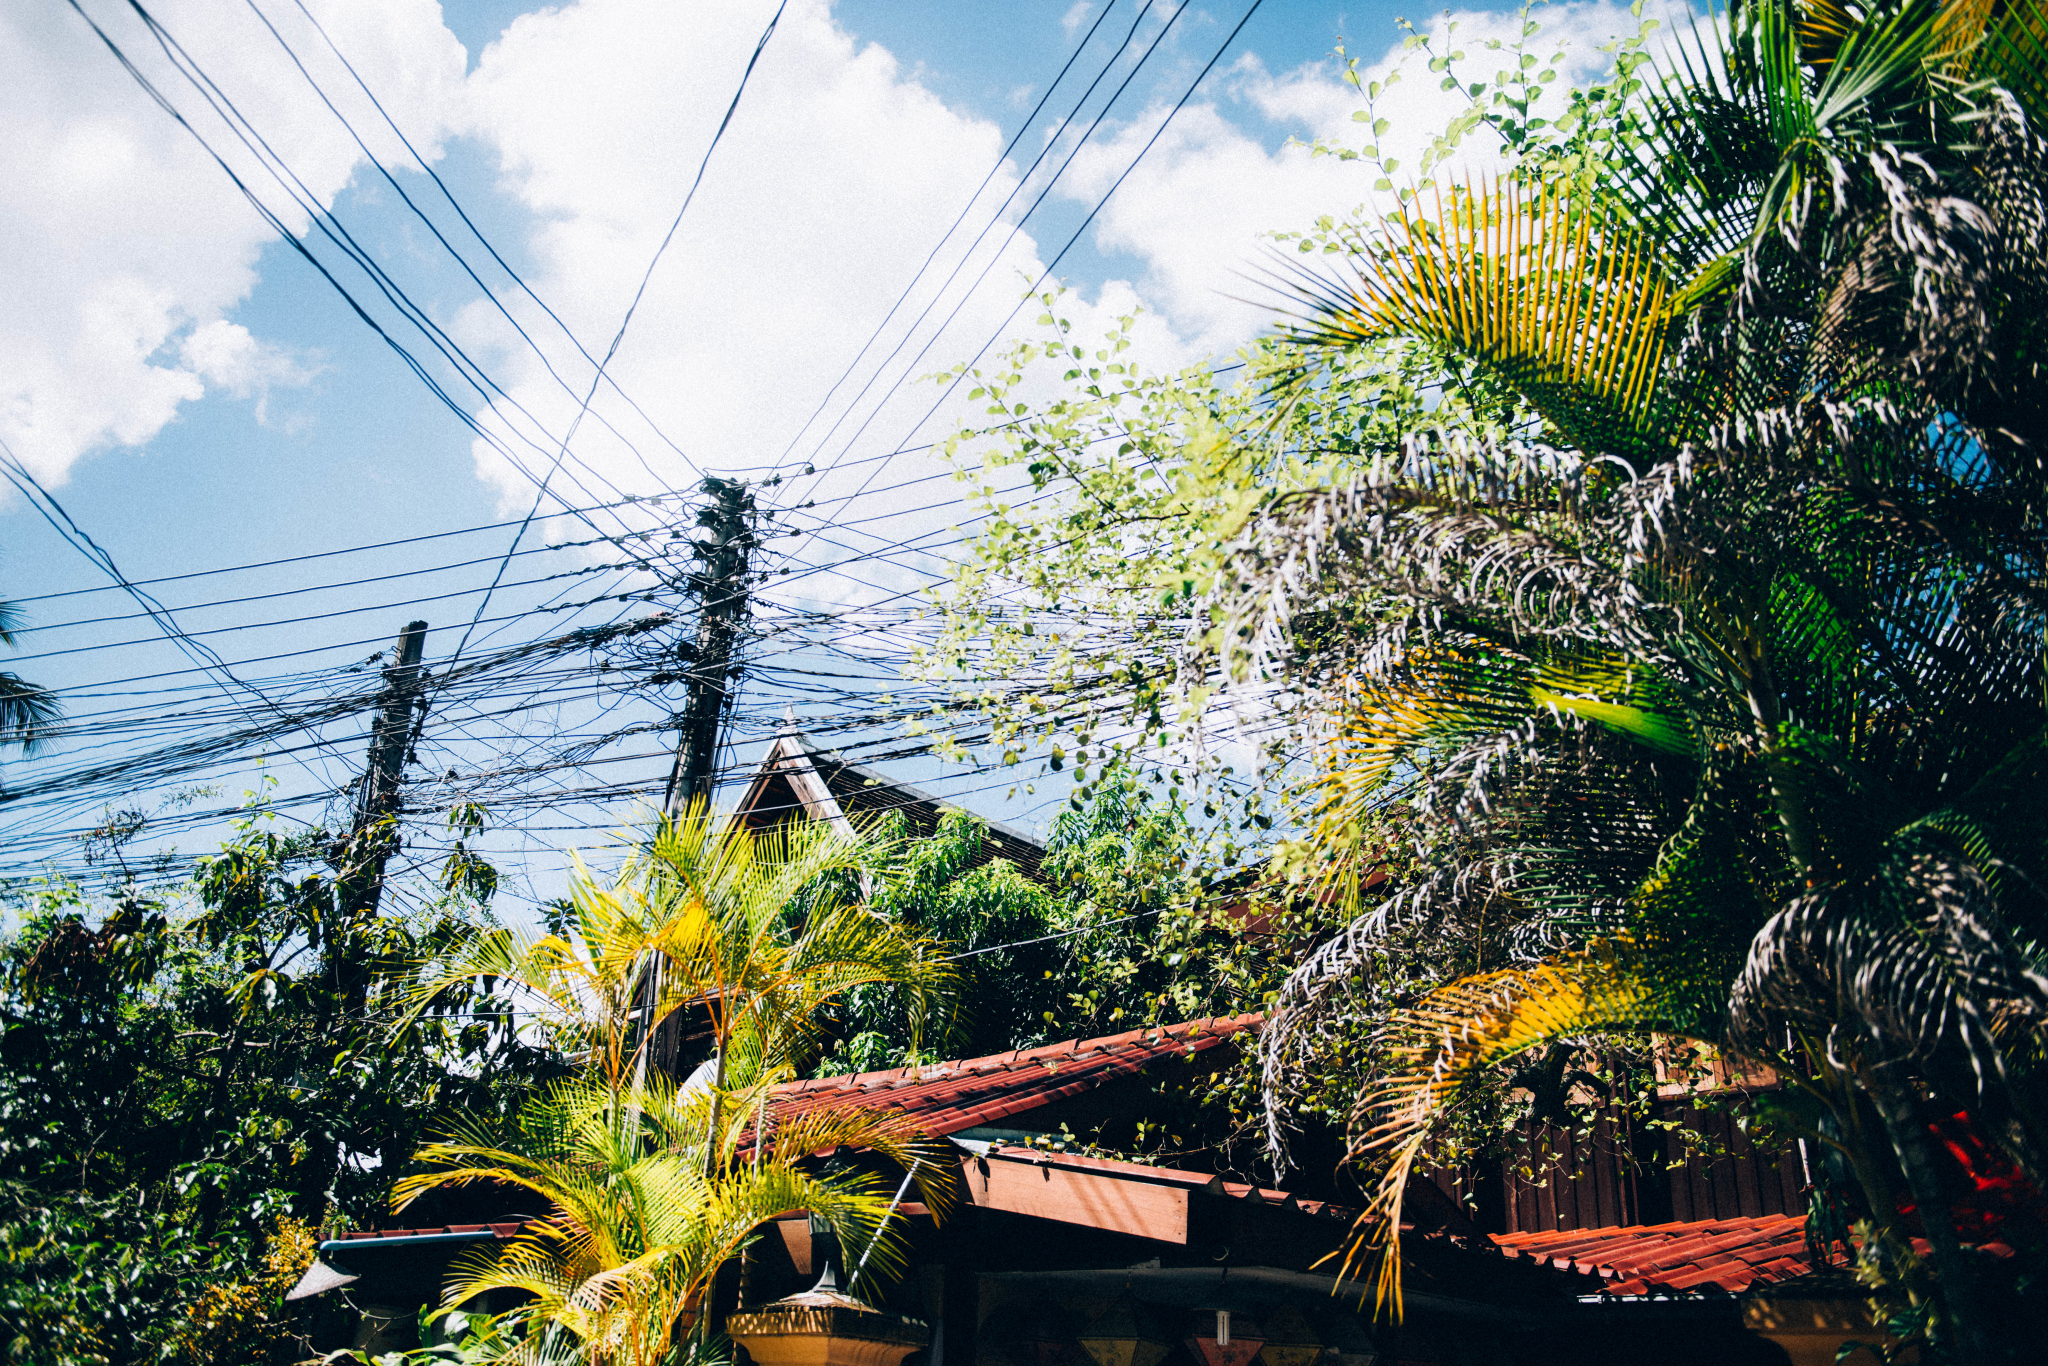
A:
333,619,429,943
663,478,755,820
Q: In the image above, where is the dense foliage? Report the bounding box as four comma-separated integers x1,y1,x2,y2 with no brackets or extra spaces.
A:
0,806,547,1365
817,774,1224,1069
929,0,2048,1358
914,15,1654,1202
1225,2,2048,1358
395,804,952,1366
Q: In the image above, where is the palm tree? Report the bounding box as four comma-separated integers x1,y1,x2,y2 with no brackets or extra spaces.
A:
0,597,58,752
1214,0,2048,1355
395,1072,951,1366
398,802,959,1362
404,801,955,1089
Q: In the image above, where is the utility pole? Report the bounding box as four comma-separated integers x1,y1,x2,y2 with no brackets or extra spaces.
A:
663,478,756,821
335,619,430,924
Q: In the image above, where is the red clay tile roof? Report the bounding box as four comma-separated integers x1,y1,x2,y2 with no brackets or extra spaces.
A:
768,1013,1262,1137
1495,1215,2020,1297
1493,1215,1816,1294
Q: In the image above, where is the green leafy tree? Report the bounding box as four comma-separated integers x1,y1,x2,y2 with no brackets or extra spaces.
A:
0,802,546,1366
816,809,1061,1069
926,0,2048,1354
820,773,1353,1069
1180,0,2048,1356
919,303,1530,850
814,777,1221,1071
398,802,956,1364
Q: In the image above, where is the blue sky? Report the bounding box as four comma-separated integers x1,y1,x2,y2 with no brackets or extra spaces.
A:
0,0,1648,914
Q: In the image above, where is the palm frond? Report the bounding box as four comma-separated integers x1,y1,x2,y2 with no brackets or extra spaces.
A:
0,672,58,753
1279,182,1679,460
1335,938,1718,1315
1970,0,2048,122
1731,822,2048,1089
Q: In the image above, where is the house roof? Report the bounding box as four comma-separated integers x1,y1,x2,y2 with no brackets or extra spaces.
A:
323,1017,1970,1317
1495,1214,2020,1298
732,730,1047,880
1493,1215,1817,1295
324,1014,1263,1251
325,1222,530,1245
766,1012,1263,1137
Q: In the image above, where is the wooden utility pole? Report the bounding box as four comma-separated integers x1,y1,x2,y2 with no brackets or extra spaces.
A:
335,619,429,923
663,478,756,820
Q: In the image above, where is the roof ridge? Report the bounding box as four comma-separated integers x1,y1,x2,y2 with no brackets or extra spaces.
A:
777,1012,1264,1094
761,1014,1265,1142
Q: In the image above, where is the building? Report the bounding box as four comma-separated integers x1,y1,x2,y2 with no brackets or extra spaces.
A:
302,1015,1901,1364
297,739,1913,1361
731,728,1047,881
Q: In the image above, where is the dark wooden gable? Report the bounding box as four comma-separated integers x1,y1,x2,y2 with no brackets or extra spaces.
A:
732,729,1046,882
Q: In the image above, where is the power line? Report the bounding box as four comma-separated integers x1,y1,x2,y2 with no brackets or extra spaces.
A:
31,0,1280,911
0,439,361,794
71,0,642,538
255,0,698,483
10,598,669,695
440,0,789,794
5,496,674,612
781,0,1269,565
786,0,1177,487
4,560,641,658
770,0,1131,473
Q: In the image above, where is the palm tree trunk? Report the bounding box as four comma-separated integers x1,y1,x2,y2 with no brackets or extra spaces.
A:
1737,637,1825,882
706,1041,728,1181
1865,1061,2000,1362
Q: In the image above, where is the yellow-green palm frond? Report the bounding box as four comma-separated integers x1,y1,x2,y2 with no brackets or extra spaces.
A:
1287,646,1535,908
428,1133,929,1365
1932,0,1999,63
1336,937,1714,1317
1288,644,1699,913
632,795,878,942
1283,181,1678,459
1972,0,2048,121
394,802,962,1364
764,1104,956,1220
1793,0,1867,70
1529,654,1701,758
402,797,910,1087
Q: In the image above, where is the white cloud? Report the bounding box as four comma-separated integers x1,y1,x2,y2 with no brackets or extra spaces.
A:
2,0,1674,559
1054,1,1668,350
443,0,1674,610
0,0,464,483
454,0,1204,610
179,319,320,425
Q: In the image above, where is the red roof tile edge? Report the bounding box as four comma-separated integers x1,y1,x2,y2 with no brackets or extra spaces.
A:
1492,1215,2016,1297
337,1015,1265,1241
774,1013,1263,1099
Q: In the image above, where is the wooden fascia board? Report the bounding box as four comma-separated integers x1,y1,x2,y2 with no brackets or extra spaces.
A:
772,738,857,837
959,1153,1198,1245
734,735,857,838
